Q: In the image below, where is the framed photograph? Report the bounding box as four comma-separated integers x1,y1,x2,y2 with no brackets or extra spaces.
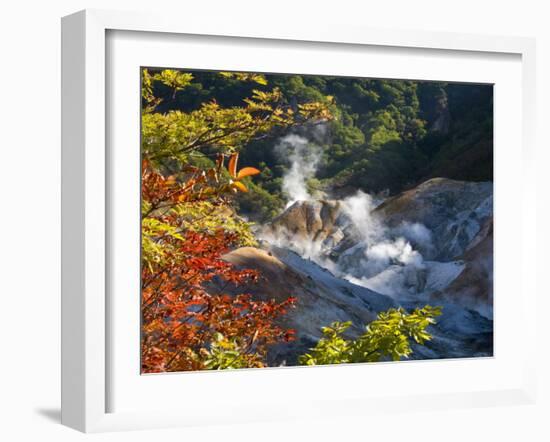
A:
61,9,537,432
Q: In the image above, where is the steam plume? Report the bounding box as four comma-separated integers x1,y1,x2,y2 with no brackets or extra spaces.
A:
274,134,322,206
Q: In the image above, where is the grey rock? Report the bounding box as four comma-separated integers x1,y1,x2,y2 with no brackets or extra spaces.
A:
375,178,493,260
222,246,395,365
227,177,494,363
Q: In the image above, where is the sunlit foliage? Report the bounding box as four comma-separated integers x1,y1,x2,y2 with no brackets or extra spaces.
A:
140,69,331,372
141,163,297,372
299,306,442,366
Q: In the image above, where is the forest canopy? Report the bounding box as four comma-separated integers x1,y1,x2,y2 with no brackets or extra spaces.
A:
144,68,493,221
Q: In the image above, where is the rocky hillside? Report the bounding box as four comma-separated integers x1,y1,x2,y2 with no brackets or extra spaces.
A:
222,246,395,365
224,177,493,362
375,178,493,261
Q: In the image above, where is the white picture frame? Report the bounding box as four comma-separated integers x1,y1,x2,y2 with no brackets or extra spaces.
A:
61,9,538,433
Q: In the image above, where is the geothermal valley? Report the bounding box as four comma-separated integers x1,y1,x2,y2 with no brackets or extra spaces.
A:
223,135,494,365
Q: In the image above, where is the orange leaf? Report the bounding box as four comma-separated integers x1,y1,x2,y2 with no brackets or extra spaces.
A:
236,167,261,180
228,153,238,178
232,181,248,192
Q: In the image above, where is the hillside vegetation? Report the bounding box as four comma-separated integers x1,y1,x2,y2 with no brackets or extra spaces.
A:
148,69,493,221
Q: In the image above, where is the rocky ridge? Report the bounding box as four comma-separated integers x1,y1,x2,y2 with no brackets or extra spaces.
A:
224,178,494,362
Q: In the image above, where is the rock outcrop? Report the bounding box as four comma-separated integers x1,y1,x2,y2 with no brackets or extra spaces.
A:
267,200,343,242
259,199,357,257
228,177,494,362
375,178,493,261
222,246,395,365
431,217,493,317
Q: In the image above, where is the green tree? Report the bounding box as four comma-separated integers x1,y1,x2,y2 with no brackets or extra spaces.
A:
299,305,442,365
142,69,332,166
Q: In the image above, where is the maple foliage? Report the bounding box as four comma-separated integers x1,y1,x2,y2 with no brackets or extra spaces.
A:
141,162,296,373
140,69,333,372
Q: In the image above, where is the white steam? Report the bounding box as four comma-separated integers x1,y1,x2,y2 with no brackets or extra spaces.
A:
274,134,322,207
340,190,383,246
264,133,444,300
262,185,438,299
334,191,431,296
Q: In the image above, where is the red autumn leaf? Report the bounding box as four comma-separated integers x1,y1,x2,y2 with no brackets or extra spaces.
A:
141,165,296,373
